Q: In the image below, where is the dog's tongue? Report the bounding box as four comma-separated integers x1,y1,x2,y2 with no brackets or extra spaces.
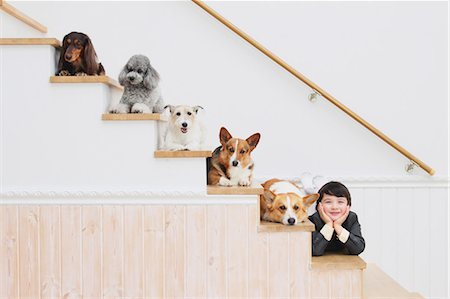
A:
181,128,188,134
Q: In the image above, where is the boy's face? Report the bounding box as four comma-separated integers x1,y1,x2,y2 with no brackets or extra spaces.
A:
321,194,349,221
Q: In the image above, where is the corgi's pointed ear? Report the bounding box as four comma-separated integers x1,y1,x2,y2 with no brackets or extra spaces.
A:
303,193,320,207
219,127,232,147
246,133,261,152
263,189,276,204
164,105,174,113
193,106,204,114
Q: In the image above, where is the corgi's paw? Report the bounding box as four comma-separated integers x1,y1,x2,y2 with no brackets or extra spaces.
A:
238,178,251,186
75,72,88,76
219,177,233,187
131,103,151,114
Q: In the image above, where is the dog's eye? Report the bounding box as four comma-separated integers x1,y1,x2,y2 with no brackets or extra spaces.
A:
279,205,286,211
229,147,235,153
176,112,181,116
294,205,299,210
240,149,245,154
137,69,143,74
187,112,192,116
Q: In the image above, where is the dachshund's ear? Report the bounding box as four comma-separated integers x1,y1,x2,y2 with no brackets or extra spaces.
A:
143,65,160,89
83,37,99,75
56,43,66,75
118,65,128,86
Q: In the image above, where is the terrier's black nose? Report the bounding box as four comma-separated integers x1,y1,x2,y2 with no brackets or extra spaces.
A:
182,122,188,128
65,54,72,60
288,218,295,225
232,160,238,167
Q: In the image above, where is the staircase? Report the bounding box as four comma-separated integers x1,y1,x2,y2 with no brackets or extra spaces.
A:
0,2,428,298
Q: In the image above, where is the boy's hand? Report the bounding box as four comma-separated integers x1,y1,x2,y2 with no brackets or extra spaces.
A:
318,203,332,224
334,206,350,225
333,206,349,235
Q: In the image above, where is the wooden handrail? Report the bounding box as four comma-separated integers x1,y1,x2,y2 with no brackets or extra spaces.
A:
0,0,47,33
192,0,435,175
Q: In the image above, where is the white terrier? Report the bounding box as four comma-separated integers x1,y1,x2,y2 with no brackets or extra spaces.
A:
162,105,206,151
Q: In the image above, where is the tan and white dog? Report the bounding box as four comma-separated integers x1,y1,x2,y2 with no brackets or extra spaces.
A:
162,105,206,151
260,179,319,225
208,127,260,186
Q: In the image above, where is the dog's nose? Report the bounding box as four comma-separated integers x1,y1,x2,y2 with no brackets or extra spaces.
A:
65,54,72,60
232,160,238,167
182,122,188,128
128,75,135,81
287,218,296,225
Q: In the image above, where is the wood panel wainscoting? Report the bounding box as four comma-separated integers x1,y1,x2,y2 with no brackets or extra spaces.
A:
0,200,366,298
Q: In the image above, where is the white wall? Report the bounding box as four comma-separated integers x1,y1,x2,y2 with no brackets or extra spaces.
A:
2,1,447,178
1,1,448,298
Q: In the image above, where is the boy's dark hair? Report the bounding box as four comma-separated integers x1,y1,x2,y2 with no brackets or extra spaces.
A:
316,181,351,211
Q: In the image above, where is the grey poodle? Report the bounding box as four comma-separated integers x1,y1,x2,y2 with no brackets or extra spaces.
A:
109,54,164,113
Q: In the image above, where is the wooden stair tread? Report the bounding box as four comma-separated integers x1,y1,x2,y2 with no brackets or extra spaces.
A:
0,1,47,33
50,76,123,90
0,38,60,47
207,184,263,195
258,219,315,232
154,150,212,158
363,263,422,298
102,113,167,121
311,252,367,270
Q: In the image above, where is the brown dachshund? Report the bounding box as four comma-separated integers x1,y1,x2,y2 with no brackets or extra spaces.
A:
56,32,105,76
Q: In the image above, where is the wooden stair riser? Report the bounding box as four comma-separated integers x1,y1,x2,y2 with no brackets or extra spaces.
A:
0,204,314,298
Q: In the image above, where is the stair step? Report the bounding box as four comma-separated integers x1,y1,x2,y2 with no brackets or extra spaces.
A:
50,76,123,90
102,113,167,121
258,219,315,232
207,185,263,195
0,1,47,33
364,263,422,298
154,150,212,158
0,38,60,47
311,253,367,270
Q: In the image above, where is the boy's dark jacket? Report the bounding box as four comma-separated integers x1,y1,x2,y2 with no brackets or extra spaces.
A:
308,211,365,256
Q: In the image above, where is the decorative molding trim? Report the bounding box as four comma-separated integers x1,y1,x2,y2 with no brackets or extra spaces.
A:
336,176,450,188
1,176,448,203
257,175,450,189
0,190,258,205
0,190,204,198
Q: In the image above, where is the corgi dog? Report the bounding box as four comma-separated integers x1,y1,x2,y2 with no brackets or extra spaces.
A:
208,127,260,186
260,179,319,225
162,105,206,151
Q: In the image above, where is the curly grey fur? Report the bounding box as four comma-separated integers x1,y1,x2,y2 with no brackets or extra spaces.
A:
110,54,164,114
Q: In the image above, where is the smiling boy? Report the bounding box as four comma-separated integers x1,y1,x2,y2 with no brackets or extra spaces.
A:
308,181,365,256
